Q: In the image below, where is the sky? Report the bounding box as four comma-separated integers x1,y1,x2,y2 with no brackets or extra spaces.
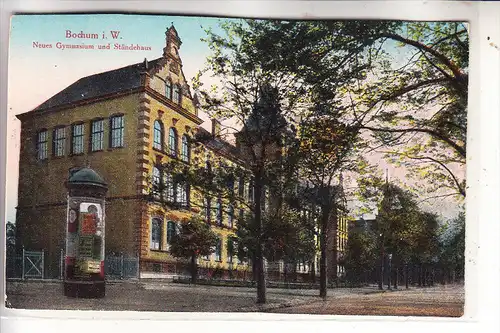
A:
5,14,464,224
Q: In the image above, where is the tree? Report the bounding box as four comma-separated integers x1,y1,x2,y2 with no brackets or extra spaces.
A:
189,21,305,304
437,211,465,282
343,228,378,286
6,221,16,256
240,20,467,199
295,109,358,298
168,215,219,283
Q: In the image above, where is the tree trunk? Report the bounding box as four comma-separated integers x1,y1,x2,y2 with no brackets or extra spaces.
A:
405,264,409,289
378,235,385,290
394,265,399,289
190,254,197,283
319,206,329,299
254,171,266,304
311,260,316,283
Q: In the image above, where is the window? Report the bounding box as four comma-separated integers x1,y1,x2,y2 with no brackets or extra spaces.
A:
152,167,161,199
204,197,211,224
177,183,189,207
36,130,48,160
52,127,66,157
71,123,84,155
110,115,124,148
214,237,222,262
181,135,190,163
173,84,181,104
227,238,234,263
169,128,178,157
90,119,104,151
163,172,174,202
167,221,177,245
227,176,235,195
151,218,162,250
239,209,244,223
153,120,164,150
228,205,234,228
165,80,172,99
247,179,254,202
238,177,245,197
216,198,223,226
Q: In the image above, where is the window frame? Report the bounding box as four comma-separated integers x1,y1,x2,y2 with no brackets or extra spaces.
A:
166,221,177,246
150,217,163,251
152,166,161,200
36,129,49,160
90,118,105,152
153,120,164,151
165,79,173,99
181,134,190,163
71,123,85,155
168,127,178,157
216,198,223,226
52,126,66,157
109,114,124,148
172,84,181,104
214,237,222,262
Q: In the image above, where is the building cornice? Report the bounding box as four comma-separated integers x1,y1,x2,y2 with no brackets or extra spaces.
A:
16,87,144,121
145,86,203,125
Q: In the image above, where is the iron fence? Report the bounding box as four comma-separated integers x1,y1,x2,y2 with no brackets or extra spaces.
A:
5,249,139,280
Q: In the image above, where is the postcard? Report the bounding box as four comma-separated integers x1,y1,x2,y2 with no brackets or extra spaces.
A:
3,10,468,322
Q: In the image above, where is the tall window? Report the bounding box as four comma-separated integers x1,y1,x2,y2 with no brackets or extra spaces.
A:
165,80,172,99
204,197,211,224
227,238,234,263
173,84,181,104
181,135,190,163
151,218,162,250
36,130,48,160
153,120,164,150
169,128,178,157
247,179,254,203
214,237,222,262
110,115,124,148
177,183,188,207
163,172,174,202
228,204,234,228
71,123,84,154
216,198,223,226
52,127,66,157
152,167,161,199
91,119,104,151
167,221,177,245
238,177,245,197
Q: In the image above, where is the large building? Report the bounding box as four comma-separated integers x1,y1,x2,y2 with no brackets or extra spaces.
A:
15,26,347,281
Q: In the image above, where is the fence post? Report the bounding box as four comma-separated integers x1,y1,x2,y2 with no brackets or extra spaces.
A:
136,255,140,279
120,254,124,279
22,247,25,280
41,249,45,279
60,248,64,280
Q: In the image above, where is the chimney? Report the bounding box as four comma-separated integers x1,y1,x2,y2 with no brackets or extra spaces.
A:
211,118,222,138
144,58,148,69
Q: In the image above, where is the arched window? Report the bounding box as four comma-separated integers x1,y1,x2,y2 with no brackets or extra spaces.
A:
150,217,162,250
152,166,161,199
173,84,181,104
165,80,172,99
228,204,234,228
153,120,164,150
216,198,223,226
181,135,190,163
167,221,177,245
163,172,174,202
214,237,222,262
169,127,178,157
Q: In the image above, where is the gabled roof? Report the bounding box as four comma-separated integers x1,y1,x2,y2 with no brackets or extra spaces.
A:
33,58,163,112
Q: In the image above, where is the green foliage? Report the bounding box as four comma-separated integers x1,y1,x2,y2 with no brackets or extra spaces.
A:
437,211,465,275
169,215,218,260
6,221,16,255
343,228,378,283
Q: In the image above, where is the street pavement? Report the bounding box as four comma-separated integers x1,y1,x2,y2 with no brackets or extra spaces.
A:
5,280,464,316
